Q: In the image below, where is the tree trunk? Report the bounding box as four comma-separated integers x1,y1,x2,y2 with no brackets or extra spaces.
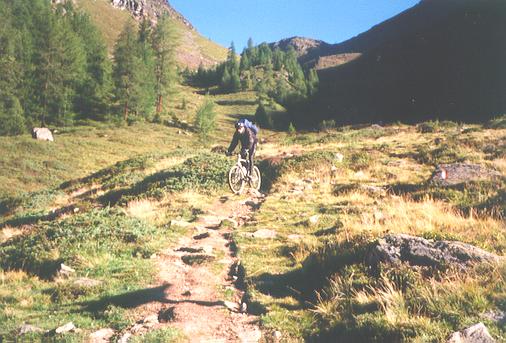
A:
156,94,163,115
124,100,129,122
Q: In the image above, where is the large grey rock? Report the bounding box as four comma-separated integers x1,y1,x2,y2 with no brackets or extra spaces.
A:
32,128,54,142
431,163,501,186
54,322,76,334
367,234,501,269
89,328,115,343
18,324,43,335
446,323,495,343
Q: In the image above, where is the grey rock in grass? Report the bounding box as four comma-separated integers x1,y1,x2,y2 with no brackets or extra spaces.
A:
32,128,54,142
367,234,501,269
431,163,502,186
446,322,495,343
54,322,76,334
73,277,102,288
18,324,43,335
245,229,277,239
89,328,115,343
57,263,75,278
482,310,506,326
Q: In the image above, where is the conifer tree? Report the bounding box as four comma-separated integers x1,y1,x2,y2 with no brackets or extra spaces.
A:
34,12,86,125
113,21,140,122
134,18,156,118
152,15,180,115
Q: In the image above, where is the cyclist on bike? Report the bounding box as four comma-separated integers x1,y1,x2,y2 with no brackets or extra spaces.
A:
226,120,258,178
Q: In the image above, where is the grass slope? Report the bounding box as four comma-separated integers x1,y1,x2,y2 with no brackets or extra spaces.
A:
0,88,505,341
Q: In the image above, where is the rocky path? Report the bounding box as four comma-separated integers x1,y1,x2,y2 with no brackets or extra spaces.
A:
117,190,265,343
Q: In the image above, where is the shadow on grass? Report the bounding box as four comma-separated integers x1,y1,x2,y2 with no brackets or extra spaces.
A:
216,99,257,106
78,284,229,313
0,204,80,229
251,238,371,305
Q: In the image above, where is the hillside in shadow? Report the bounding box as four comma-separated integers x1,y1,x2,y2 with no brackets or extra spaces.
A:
293,0,506,126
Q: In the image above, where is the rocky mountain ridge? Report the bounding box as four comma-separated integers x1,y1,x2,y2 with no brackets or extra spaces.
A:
110,0,193,28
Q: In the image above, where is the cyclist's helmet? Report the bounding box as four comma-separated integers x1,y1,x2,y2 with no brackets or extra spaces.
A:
235,121,245,129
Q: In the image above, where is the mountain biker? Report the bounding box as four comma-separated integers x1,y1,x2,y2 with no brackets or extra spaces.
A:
226,120,258,178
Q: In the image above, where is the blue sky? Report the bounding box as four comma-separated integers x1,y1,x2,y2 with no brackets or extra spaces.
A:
170,0,420,49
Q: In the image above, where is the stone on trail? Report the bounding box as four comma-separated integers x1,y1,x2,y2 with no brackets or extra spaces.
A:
367,233,501,269
224,300,240,312
175,247,205,254
170,220,193,228
181,254,215,265
158,307,176,323
431,163,502,186
89,328,115,343
32,127,54,142
446,323,495,343
193,232,210,240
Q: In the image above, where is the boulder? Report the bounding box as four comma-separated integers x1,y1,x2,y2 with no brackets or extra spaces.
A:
54,322,76,334
32,128,54,142
446,323,495,343
89,328,115,343
367,234,501,269
431,163,501,186
73,278,102,288
245,229,277,239
18,324,43,336
56,263,75,278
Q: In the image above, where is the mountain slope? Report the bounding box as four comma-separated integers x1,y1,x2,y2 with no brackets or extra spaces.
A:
292,0,506,125
75,0,227,68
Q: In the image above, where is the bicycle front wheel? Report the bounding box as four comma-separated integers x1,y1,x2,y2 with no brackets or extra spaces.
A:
249,166,261,191
228,165,245,194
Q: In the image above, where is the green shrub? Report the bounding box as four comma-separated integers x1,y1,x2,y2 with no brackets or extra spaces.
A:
288,122,296,135
0,208,158,278
415,143,467,165
194,98,217,139
125,153,233,200
347,151,371,171
0,96,26,136
255,103,273,129
318,119,336,132
486,115,506,129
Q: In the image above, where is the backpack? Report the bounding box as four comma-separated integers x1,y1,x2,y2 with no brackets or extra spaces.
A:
238,118,259,135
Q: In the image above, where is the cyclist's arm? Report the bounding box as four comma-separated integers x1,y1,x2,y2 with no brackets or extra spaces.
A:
227,133,239,154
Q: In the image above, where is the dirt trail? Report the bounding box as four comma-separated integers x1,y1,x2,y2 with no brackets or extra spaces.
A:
122,190,265,342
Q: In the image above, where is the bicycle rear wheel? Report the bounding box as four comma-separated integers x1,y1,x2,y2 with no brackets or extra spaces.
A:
249,166,261,191
228,165,245,194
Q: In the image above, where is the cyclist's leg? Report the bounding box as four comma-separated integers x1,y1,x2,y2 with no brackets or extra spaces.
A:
240,148,249,170
248,143,257,176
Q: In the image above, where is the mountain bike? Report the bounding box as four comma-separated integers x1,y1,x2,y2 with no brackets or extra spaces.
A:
228,152,261,194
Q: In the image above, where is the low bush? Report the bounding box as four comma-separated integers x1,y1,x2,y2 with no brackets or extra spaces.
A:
0,208,159,278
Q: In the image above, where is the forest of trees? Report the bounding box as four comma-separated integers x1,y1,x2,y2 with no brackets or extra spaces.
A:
0,0,179,136
190,38,319,110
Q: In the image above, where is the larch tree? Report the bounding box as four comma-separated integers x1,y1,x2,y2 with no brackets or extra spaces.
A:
151,14,180,116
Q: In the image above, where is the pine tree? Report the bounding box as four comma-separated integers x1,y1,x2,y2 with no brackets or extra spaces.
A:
113,21,140,122
70,11,112,118
152,15,180,115
272,48,284,71
307,68,319,96
34,12,86,125
134,18,156,119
